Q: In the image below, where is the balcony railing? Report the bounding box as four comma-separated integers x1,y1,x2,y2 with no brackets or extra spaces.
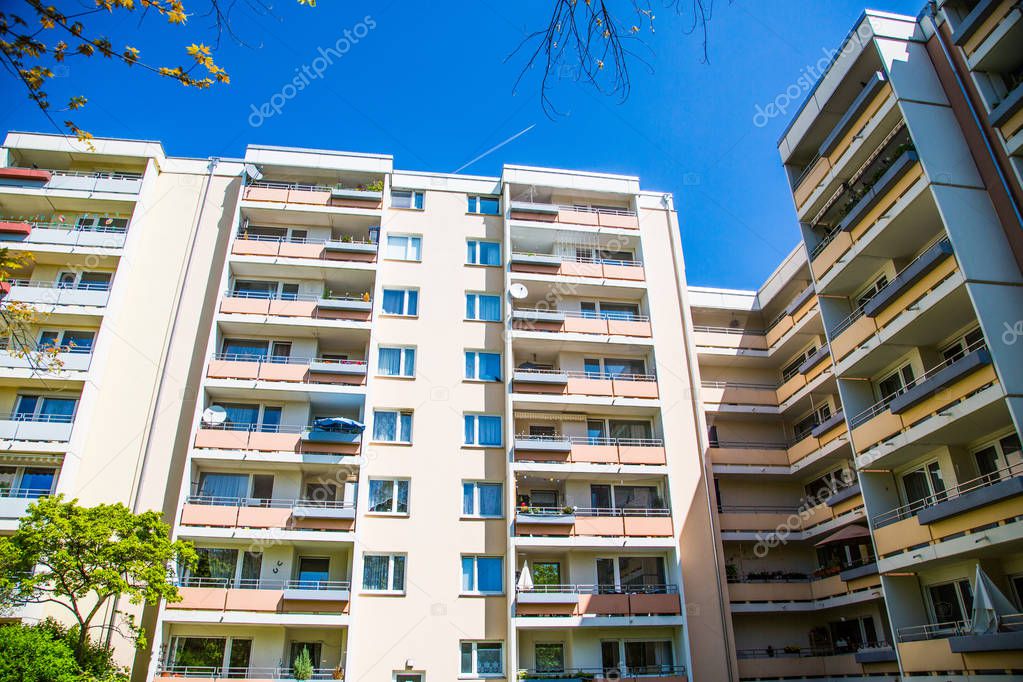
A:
210,353,368,382
185,494,354,511
6,279,111,292
176,576,351,591
0,412,75,424
518,506,670,518
518,583,679,595
0,486,53,499
236,233,375,247
737,643,883,658
872,461,1023,527
515,434,663,447
518,666,686,680
225,290,367,303
157,665,339,680
514,368,657,382
897,614,1023,642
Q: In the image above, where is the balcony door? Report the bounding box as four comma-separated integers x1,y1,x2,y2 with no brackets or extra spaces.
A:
901,461,945,510
624,640,674,674
289,642,322,670
927,579,973,625
877,364,915,405
595,557,666,593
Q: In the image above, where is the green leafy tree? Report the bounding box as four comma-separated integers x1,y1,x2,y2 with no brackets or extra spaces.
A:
0,621,81,682
0,495,197,668
0,247,68,374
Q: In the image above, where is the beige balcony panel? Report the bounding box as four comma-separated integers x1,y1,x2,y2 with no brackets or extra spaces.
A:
574,516,626,536
811,231,853,280
693,329,768,350
513,320,564,333
826,84,894,166
515,522,571,536
318,308,372,321
962,0,1017,54
279,242,325,259
221,297,270,315
963,650,1023,670
236,506,292,528
578,594,631,615
257,363,309,382
766,316,794,347
269,299,316,317
194,428,250,449
898,365,999,429
729,581,812,602
225,588,282,612
515,602,575,616
628,592,681,615
613,379,658,399
597,213,639,229
560,261,603,278
811,575,847,600
233,239,279,256
722,386,779,406
793,156,832,209
286,189,330,204
514,449,570,463
618,445,666,465
181,504,238,527
510,210,556,222
832,316,878,361
851,410,903,452
515,381,568,395
167,586,227,610
247,432,302,452
831,493,864,516
571,443,619,463
848,164,924,242
510,262,560,276
282,599,348,613
207,359,260,380
606,319,652,337
788,435,822,465
873,515,931,556
792,296,818,324
293,517,355,532
244,186,289,202
718,512,789,531
999,107,1023,139
709,447,787,466
331,196,383,209
563,317,609,335
557,209,599,226
873,258,959,329
804,357,830,383
566,377,614,396
801,503,834,530
817,422,847,447
624,516,673,536
929,495,1023,542
776,373,806,404
898,640,965,673
602,263,645,280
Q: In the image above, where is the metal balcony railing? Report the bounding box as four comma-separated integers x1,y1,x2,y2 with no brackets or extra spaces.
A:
737,643,885,658
518,506,670,517
212,352,368,368
157,665,339,679
6,279,111,291
0,412,75,423
518,583,678,594
0,486,53,499
236,233,376,246
518,666,686,679
0,219,128,234
515,368,657,382
692,325,766,336
514,433,663,447
185,494,355,510
175,576,351,591
224,289,368,303
511,252,643,267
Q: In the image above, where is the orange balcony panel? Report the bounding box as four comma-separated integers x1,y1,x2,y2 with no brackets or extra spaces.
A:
268,299,316,317
286,189,330,205
207,359,260,380
602,263,645,280
817,422,847,448
793,156,832,210
873,258,959,330
514,381,568,395
194,428,250,450
848,164,924,242
999,107,1023,139
236,506,291,528
788,435,822,465
513,320,564,333
292,517,354,532
281,599,348,614
961,0,1017,54
897,365,998,430
247,432,302,452
898,640,964,673
823,654,866,676
811,231,854,280
557,209,599,226
873,515,931,556
571,443,619,464
791,296,818,324
0,221,33,236
574,516,626,536
167,586,227,610
578,593,630,615
963,650,1023,670
800,503,834,529
510,262,560,276
244,186,289,202
850,410,903,452
278,242,325,259
515,522,572,536
728,581,812,602
232,239,279,256
597,213,639,229
765,316,794,347
613,379,658,399
929,495,1023,541
716,386,778,406
510,210,556,223
738,656,826,678
221,297,270,315
560,261,603,278
606,319,652,337
515,602,575,616
624,516,673,536
804,357,829,382
304,440,360,456
257,362,309,382
566,377,614,396
710,447,789,466
618,445,666,465
224,588,282,612
810,575,846,600
776,374,806,404
564,316,609,335
181,503,237,527
318,308,372,321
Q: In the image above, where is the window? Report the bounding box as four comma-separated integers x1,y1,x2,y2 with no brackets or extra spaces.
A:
368,479,409,514
901,461,946,509
466,240,501,266
534,643,564,674
0,466,57,498
973,433,1021,483
38,330,95,354
381,288,419,316
461,556,503,594
462,482,502,517
781,346,816,382
378,347,416,377
580,301,641,320
230,279,298,300
465,293,502,322
856,274,889,308
168,637,252,672
289,642,322,670
928,579,973,623
596,557,667,593
531,562,562,586
56,271,112,290
941,327,985,364
878,363,915,404
460,641,503,676
385,234,422,261
464,414,502,447
362,554,406,592
14,395,77,422
465,351,501,381
373,410,413,443
391,189,424,210
76,215,129,232
467,195,500,215
804,467,851,500
793,403,832,441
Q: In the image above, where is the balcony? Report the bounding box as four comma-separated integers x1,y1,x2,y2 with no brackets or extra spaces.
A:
692,325,768,353
180,495,355,532
5,280,110,308
511,253,645,281
207,354,368,386
193,423,361,456
517,667,687,682
849,344,997,453
0,413,74,442
0,220,127,249
168,576,351,614
515,584,681,617
513,369,659,400
512,309,652,338
155,666,340,681
0,167,143,195
952,0,1022,59
0,488,51,519
763,285,819,347
700,381,778,410
219,291,372,322
718,495,863,536
727,568,881,609
509,201,639,229
232,234,378,263
243,181,382,210
514,507,673,538
514,435,666,466
897,616,1023,673
0,348,92,373
736,647,878,678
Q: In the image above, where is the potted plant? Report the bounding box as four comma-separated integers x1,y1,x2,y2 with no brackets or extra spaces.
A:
293,648,314,681
332,665,345,680
725,563,738,582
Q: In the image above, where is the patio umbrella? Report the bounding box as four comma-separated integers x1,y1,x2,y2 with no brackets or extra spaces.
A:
970,564,1017,634
312,417,365,434
516,562,533,591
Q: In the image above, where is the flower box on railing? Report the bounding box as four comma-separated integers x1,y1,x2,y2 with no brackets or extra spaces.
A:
0,167,52,183
0,221,32,236
316,297,372,311
511,252,563,267
516,510,576,525
514,369,570,384
512,308,567,324
330,188,382,201
309,359,368,375
324,239,378,253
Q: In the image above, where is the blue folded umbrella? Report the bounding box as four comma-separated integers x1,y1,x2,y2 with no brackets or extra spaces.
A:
312,417,365,433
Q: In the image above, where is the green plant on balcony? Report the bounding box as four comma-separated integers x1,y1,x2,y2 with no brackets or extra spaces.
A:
292,647,314,681
725,563,738,582
833,140,917,223
783,645,801,655
339,234,354,243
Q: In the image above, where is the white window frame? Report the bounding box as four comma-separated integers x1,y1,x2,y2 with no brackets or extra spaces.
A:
361,553,407,593
467,195,501,216
367,478,410,516
380,288,419,317
464,350,502,382
465,292,502,322
464,413,503,447
385,234,423,262
461,555,504,596
466,239,502,266
462,481,503,518
377,346,416,378
459,640,504,678
372,409,413,444
390,188,424,210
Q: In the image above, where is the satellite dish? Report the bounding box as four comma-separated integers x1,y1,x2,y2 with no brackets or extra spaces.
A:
509,283,529,300
202,405,228,425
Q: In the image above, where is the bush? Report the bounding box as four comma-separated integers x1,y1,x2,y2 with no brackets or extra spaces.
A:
0,622,81,682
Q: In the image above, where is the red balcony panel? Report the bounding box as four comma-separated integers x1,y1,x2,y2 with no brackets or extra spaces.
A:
0,221,32,236
0,167,52,182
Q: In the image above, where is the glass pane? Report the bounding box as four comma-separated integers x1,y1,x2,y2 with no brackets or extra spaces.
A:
259,407,282,432
465,351,477,379
386,235,409,259
369,480,395,512
479,353,501,381
465,294,477,320
198,473,248,501
479,295,501,321
363,555,389,590
378,347,402,376
391,556,406,590
223,404,259,429
298,557,330,583
464,415,475,445
373,411,397,441
461,556,475,592
391,190,412,209
406,290,418,316
399,413,413,442
463,483,475,515
221,339,269,360
382,289,406,315
460,642,473,674
479,197,500,215
479,241,501,265
40,398,76,419
396,480,409,514
535,644,564,673
171,637,226,668
929,582,966,621
193,548,238,582
590,485,612,509
478,416,502,446
227,638,251,676
60,331,95,353
476,644,502,673
478,484,501,516
476,558,502,592
402,349,416,376
240,552,262,582
19,468,55,497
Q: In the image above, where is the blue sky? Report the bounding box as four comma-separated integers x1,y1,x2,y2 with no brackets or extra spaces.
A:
1,0,922,289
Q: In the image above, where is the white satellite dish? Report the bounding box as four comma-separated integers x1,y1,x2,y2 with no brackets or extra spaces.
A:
202,405,228,425
509,283,529,300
